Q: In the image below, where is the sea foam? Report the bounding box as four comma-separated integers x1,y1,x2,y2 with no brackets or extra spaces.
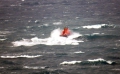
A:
0,55,42,58
82,24,107,29
60,58,114,65
12,28,83,46
60,61,81,65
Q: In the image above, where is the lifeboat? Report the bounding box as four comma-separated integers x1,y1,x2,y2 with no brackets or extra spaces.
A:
60,27,71,37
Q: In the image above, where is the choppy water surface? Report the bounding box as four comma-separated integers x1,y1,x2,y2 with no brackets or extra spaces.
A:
0,0,120,74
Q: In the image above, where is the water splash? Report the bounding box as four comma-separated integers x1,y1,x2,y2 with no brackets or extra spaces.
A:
12,28,83,47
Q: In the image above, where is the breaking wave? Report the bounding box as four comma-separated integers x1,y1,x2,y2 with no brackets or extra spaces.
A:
60,58,116,65
0,55,42,58
82,24,114,29
23,66,49,69
12,28,83,47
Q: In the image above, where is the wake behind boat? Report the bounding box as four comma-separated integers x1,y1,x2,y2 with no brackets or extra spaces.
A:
12,28,83,47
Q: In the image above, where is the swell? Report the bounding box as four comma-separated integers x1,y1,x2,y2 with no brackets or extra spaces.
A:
77,34,120,40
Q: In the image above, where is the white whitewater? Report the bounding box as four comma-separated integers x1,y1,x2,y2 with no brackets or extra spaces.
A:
60,58,114,65
82,24,107,29
0,55,42,58
12,28,83,47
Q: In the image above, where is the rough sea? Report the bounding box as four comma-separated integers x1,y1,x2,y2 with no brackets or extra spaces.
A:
0,0,120,74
